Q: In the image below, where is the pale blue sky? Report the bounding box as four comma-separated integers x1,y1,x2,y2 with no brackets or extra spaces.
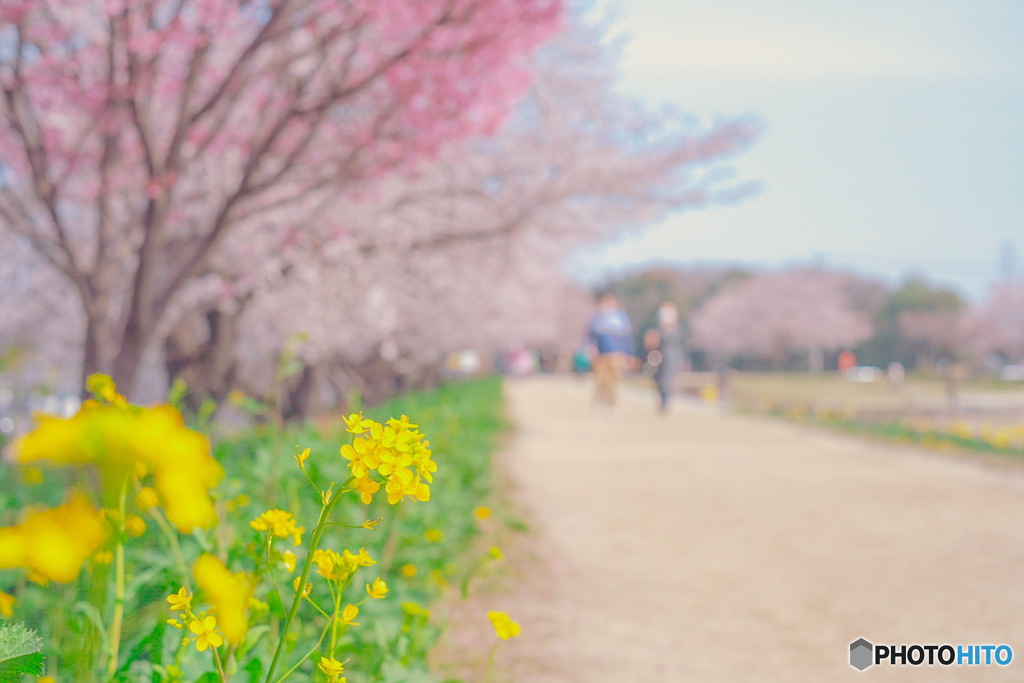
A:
572,0,1024,301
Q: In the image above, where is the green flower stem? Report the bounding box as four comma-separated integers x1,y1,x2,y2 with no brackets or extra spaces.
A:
328,581,342,659
106,476,129,680
263,491,344,683
265,535,284,612
302,593,331,620
212,647,227,683
484,642,500,683
275,617,332,683
148,506,192,591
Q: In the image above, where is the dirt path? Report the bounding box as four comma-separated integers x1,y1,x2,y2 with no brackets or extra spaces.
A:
466,375,1024,682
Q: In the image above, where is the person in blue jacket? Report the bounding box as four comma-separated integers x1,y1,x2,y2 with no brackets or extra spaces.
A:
585,292,636,411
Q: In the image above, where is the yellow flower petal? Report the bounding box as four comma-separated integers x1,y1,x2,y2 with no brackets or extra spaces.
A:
0,590,14,618
487,611,521,640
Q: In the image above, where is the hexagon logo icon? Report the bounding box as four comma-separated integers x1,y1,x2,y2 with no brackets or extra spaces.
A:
850,638,874,671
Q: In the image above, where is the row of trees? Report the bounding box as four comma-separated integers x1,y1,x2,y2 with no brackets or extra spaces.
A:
0,1,760,414
605,266,1024,373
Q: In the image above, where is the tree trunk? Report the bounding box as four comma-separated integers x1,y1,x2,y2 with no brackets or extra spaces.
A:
284,363,321,421
110,322,147,399
80,315,104,398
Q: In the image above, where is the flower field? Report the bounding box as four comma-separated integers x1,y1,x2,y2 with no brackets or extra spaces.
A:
0,376,514,682
714,372,1024,458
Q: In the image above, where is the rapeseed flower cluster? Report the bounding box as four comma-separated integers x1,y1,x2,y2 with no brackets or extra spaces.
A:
318,656,346,682
0,493,108,583
487,611,521,640
13,375,222,532
250,509,304,546
312,547,375,582
166,587,224,652
340,413,436,505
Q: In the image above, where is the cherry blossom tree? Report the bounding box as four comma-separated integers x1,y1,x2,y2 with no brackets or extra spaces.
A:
689,269,873,368
0,230,81,395
899,309,963,364
158,11,760,413
0,0,563,396
963,282,1024,363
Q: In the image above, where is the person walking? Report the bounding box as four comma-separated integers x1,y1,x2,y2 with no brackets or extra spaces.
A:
586,293,635,412
644,302,688,413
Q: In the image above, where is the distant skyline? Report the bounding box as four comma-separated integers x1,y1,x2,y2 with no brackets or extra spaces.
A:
569,0,1024,301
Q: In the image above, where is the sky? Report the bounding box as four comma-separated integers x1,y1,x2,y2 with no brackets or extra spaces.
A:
569,0,1024,302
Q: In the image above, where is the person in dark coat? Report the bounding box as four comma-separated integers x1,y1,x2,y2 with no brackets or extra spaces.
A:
645,302,688,413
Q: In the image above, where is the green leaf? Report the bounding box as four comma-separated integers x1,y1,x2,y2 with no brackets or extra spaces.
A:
0,622,45,681
73,600,108,642
244,657,263,683
0,622,43,663
235,624,271,661
0,651,44,681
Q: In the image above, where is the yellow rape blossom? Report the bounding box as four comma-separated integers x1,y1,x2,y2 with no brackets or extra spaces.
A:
474,506,492,520
354,476,380,505
135,487,159,511
343,412,375,434
292,576,312,596
14,384,222,533
193,554,254,647
338,414,435,505
250,509,304,546
342,547,375,571
340,604,359,626
384,470,430,505
487,611,521,640
295,446,310,470
414,453,437,484
401,564,417,578
318,656,346,682
340,438,380,479
313,549,345,580
283,550,296,573
376,447,411,479
92,550,114,565
367,577,388,599
189,615,223,652
125,515,146,537
0,493,108,583
167,587,192,612
0,590,14,618
86,373,128,407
